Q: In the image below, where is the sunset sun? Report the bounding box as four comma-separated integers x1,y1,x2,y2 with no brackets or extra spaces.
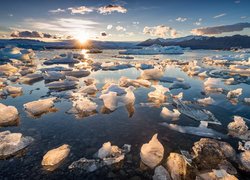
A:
75,33,89,44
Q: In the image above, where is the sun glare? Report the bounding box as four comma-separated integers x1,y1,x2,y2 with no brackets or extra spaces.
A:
75,33,89,44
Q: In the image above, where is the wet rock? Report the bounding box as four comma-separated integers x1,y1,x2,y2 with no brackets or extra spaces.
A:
192,138,236,170
42,144,70,170
23,97,57,116
153,165,171,180
0,131,34,159
0,103,19,126
140,134,164,168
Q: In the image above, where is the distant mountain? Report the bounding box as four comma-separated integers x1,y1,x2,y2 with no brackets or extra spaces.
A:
138,35,250,50
0,39,138,50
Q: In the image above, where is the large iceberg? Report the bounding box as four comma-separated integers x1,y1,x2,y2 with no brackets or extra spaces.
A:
120,45,184,55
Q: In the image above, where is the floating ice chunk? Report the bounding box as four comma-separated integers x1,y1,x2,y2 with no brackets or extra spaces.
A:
140,67,164,80
97,142,113,159
148,85,169,102
42,144,70,170
0,103,19,126
198,71,208,78
238,141,250,151
87,49,102,54
4,86,23,95
224,78,237,85
227,88,242,99
0,63,18,76
40,66,73,72
161,122,226,139
135,63,154,70
43,71,65,81
44,52,80,65
239,151,250,172
84,78,97,86
120,45,183,55
122,86,136,105
20,73,43,84
119,76,151,87
227,116,250,140
71,96,97,116
244,98,250,104
198,169,238,180
169,81,191,90
99,92,118,111
197,96,215,105
64,70,90,78
23,98,57,116
0,131,33,159
153,165,171,180
78,85,98,95
161,107,180,119
140,134,164,168
204,78,224,93
112,55,134,59
0,47,34,61
46,79,78,91
172,92,183,100
174,99,221,125
102,83,126,95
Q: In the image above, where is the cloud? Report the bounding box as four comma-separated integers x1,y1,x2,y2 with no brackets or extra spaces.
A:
49,8,65,13
98,5,127,14
143,25,178,37
191,22,250,35
194,18,202,26
176,17,187,22
68,6,93,14
10,30,60,39
235,0,240,3
107,24,113,30
132,21,139,25
101,32,107,36
213,13,226,18
116,25,126,31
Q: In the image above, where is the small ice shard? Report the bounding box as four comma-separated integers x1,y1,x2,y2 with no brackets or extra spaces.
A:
44,52,80,65
4,86,23,95
166,153,188,180
224,78,237,85
97,142,113,159
135,63,154,70
42,144,70,170
161,121,226,139
204,78,224,93
153,165,171,180
238,141,250,151
69,158,104,172
160,107,180,119
174,99,221,125
99,92,118,111
140,134,164,168
119,76,151,87
140,67,164,80
159,76,184,83
102,83,126,95
148,85,169,102
169,81,191,90
40,66,73,72
78,85,98,95
23,97,57,116
239,151,250,172
197,96,215,105
0,63,18,76
70,96,97,117
20,73,43,84
64,70,90,78
112,55,134,59
198,71,208,78
244,98,250,104
227,88,243,99
227,116,250,140
0,131,34,159
43,71,65,81
84,78,97,86
46,79,78,91
172,92,183,100
0,103,19,126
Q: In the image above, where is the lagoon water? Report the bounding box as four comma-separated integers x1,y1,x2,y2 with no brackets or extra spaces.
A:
0,49,250,179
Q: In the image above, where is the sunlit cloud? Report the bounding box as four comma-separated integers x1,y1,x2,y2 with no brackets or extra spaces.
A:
107,24,113,30
116,25,126,31
191,22,250,35
176,17,187,22
68,6,93,14
49,8,65,13
143,25,178,37
194,18,202,26
213,13,226,18
10,30,61,39
98,5,127,14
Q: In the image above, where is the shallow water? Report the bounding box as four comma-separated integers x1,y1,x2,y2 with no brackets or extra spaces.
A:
0,49,250,179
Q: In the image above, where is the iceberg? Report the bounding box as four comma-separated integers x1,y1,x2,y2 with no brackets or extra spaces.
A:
23,97,57,117
44,52,80,65
120,45,184,55
0,131,34,159
0,103,19,126
173,99,221,125
42,144,70,170
160,107,180,119
140,134,164,168
161,121,226,139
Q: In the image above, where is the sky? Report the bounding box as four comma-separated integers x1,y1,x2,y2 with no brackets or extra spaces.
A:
0,0,250,41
